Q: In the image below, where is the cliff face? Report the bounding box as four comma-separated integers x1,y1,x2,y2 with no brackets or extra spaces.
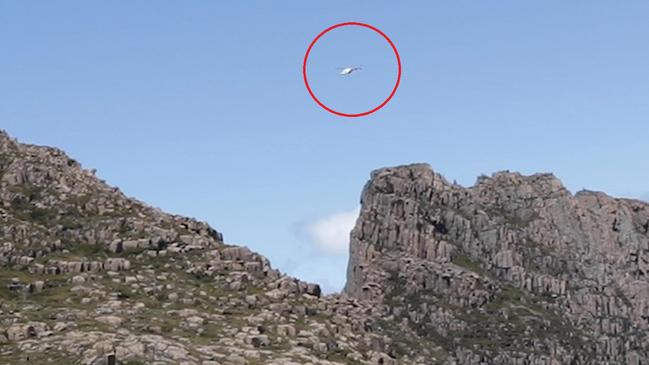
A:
345,163,649,364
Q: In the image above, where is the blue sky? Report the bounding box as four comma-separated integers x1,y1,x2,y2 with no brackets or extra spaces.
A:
2,1,648,292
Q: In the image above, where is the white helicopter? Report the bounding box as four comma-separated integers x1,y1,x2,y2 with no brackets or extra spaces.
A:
337,65,363,76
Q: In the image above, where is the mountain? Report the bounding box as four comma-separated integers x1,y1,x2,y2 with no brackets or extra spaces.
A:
0,130,391,365
3,130,649,364
345,163,649,364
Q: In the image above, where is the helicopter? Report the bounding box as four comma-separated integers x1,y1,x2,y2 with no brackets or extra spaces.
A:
337,65,363,75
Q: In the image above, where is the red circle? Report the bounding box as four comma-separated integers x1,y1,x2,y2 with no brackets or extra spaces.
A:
302,22,402,118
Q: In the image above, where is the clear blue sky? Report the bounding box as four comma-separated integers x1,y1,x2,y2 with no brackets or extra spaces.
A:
2,2,648,292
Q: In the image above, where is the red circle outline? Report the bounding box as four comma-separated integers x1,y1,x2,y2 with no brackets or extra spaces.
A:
302,22,402,118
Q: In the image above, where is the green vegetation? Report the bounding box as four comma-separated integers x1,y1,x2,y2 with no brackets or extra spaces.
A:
10,196,58,226
449,284,589,356
451,252,488,276
382,265,591,363
484,286,524,311
58,215,83,230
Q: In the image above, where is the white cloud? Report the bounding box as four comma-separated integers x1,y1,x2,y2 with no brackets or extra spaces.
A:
304,207,360,256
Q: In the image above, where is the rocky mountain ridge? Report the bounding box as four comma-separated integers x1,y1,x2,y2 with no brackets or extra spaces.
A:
2,130,649,364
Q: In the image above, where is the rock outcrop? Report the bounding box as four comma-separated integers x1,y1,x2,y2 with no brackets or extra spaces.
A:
345,163,649,364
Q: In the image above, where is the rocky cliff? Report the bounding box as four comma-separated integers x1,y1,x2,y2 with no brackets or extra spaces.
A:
345,163,649,364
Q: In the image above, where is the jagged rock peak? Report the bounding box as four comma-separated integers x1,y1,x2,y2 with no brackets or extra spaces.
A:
346,163,649,363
